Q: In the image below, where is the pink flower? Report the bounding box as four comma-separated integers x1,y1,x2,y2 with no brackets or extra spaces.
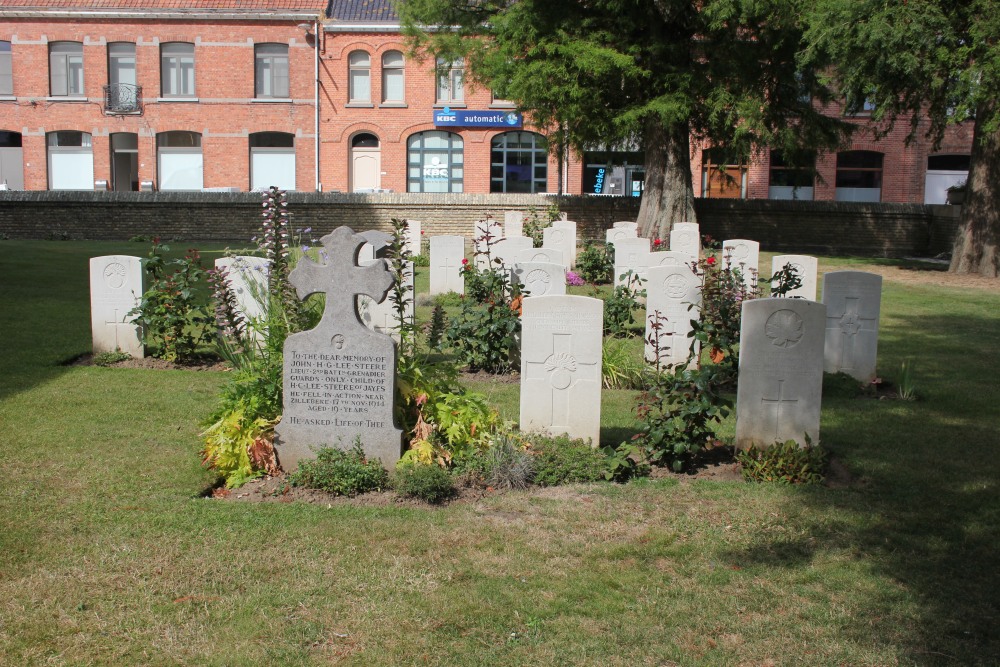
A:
461,258,468,265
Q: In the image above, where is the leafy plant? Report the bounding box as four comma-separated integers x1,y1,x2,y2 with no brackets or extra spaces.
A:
523,204,560,247
604,270,645,337
92,350,131,366
426,303,448,349
529,434,607,486
289,441,390,496
392,463,456,503
202,408,278,488
737,438,827,485
764,262,803,297
483,432,535,490
575,241,615,284
601,337,647,389
897,359,918,401
689,253,760,377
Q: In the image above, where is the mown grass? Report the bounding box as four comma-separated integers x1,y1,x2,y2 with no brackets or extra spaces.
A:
1,240,998,665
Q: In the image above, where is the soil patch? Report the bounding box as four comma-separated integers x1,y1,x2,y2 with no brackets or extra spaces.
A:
460,369,521,384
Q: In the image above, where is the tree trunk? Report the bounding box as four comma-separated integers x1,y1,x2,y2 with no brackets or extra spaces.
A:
636,118,697,240
950,102,1000,277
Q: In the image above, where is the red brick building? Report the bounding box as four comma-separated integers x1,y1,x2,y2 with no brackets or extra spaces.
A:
0,0,974,204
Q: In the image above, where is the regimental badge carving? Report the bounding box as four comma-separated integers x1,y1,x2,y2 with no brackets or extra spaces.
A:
677,231,693,245
765,309,804,348
664,273,688,298
730,243,749,260
551,230,564,242
103,262,127,289
544,352,577,389
525,269,551,295
332,334,345,350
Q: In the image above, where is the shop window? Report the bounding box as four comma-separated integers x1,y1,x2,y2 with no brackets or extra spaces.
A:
381,50,404,104
407,131,463,193
157,131,203,190
250,132,295,190
161,43,195,97
49,42,84,96
701,148,746,199
47,131,93,189
435,58,464,104
490,131,548,193
255,44,289,98
349,50,371,103
768,150,815,200
835,150,883,202
0,42,12,95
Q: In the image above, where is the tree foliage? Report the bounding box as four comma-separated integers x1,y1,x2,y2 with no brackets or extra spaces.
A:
803,0,1000,276
400,0,850,239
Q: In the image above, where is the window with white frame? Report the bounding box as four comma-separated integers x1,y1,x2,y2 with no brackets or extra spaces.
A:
49,42,84,96
255,44,289,98
0,42,12,95
250,132,295,190
381,50,404,104
161,43,195,97
157,131,203,190
435,57,464,104
348,50,371,103
108,42,136,86
47,131,93,189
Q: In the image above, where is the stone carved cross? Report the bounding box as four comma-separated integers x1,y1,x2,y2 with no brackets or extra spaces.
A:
761,379,798,441
826,296,877,370
289,226,393,332
525,333,599,429
105,308,138,349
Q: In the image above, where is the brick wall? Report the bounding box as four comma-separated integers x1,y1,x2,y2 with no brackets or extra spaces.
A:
0,191,962,257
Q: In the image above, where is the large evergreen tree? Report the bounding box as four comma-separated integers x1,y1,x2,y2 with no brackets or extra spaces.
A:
399,0,848,239
804,0,1000,277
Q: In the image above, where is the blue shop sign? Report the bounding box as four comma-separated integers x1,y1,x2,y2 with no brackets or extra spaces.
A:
434,107,522,128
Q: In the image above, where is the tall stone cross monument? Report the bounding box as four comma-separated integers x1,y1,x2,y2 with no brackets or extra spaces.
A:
274,226,402,471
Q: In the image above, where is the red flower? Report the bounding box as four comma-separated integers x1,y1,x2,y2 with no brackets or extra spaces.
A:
461,258,468,265
706,256,716,266
653,238,662,246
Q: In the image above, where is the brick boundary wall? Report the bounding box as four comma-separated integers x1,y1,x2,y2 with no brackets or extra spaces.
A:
0,191,961,257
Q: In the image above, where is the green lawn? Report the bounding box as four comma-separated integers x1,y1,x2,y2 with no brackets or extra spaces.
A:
1,240,998,665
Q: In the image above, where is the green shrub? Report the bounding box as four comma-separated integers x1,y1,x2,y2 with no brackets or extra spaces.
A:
289,442,390,496
393,463,456,503
737,439,827,485
483,432,535,490
433,291,464,308
576,241,614,284
93,350,131,366
202,408,276,488
602,336,647,389
529,434,607,486
604,270,645,337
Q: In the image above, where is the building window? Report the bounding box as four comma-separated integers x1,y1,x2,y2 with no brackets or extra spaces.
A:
108,42,136,86
255,44,289,99
0,42,12,95
845,94,876,116
768,150,815,200
491,91,515,107
407,131,463,193
47,131,93,189
381,50,404,104
348,50,371,103
701,148,746,198
157,131,203,190
0,130,24,189
835,150,883,202
161,43,195,97
250,132,295,190
49,42,84,96
435,57,464,104
924,154,971,205
490,131,548,193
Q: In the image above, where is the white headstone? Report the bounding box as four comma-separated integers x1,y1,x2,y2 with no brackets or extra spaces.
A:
606,226,638,244
771,255,818,300
645,265,702,368
512,262,567,297
474,218,503,269
649,250,697,269
517,247,564,266
492,236,535,270
429,235,466,295
89,255,144,358
504,211,525,238
275,226,402,471
520,295,603,445
544,223,577,268
612,221,638,231
405,219,422,257
358,230,393,263
822,271,882,382
360,260,414,342
736,298,826,449
613,237,651,287
670,222,701,258
214,255,271,338
722,238,760,289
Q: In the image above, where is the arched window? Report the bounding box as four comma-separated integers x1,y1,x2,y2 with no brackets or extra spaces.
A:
157,131,203,190
490,131,548,193
250,132,295,190
835,150,883,202
381,50,404,104
47,131,93,189
349,50,371,103
407,131,463,193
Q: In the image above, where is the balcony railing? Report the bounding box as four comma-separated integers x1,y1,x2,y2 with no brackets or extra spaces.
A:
103,83,143,115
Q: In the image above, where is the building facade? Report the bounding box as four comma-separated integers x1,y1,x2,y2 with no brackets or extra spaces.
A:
0,0,974,205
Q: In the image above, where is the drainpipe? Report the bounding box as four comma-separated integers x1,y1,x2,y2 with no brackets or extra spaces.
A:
314,19,321,191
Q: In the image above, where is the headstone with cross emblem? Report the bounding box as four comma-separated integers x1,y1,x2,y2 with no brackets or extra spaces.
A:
520,295,604,445
359,260,414,341
613,237,651,287
512,262,566,297
90,255,144,358
735,298,826,449
670,222,701,259
722,238,760,289
770,255,817,300
504,211,525,238
429,235,466,295
822,271,882,382
214,256,271,340
274,226,402,471
644,264,702,368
